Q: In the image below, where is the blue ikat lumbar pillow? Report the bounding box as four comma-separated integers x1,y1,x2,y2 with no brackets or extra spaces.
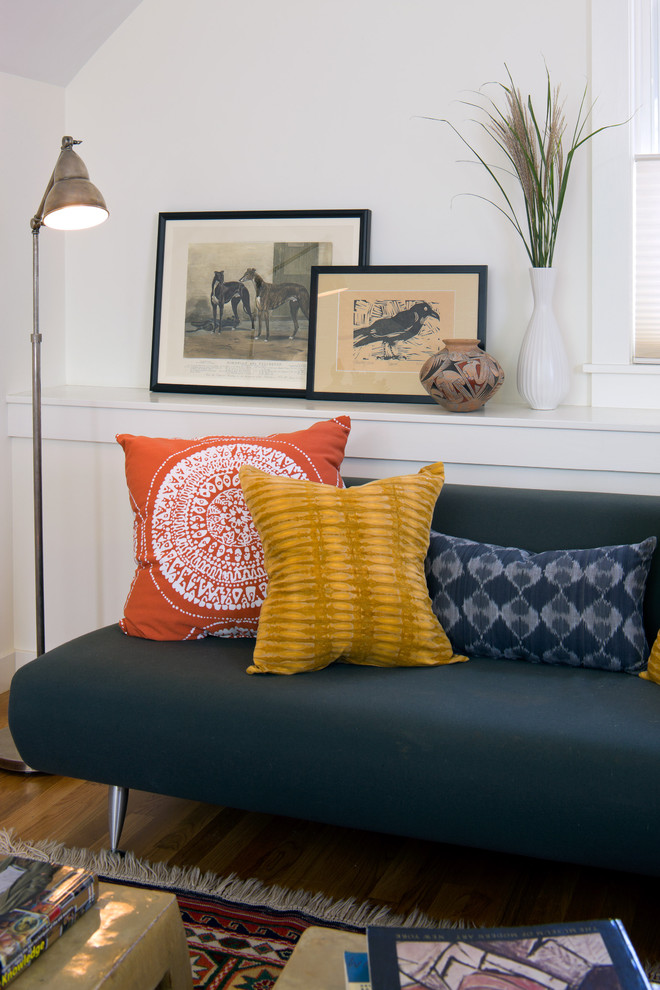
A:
425,531,657,672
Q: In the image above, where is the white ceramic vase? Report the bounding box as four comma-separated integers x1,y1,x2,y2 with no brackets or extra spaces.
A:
516,267,570,410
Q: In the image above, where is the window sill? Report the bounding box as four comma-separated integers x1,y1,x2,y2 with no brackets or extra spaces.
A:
582,363,660,408
584,363,660,374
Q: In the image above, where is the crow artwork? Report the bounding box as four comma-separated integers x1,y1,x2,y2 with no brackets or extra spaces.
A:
353,301,440,359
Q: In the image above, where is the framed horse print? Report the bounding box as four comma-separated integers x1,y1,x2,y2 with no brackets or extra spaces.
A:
149,210,371,397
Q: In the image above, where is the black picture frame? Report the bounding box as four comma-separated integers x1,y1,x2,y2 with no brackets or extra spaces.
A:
150,210,371,397
306,264,488,403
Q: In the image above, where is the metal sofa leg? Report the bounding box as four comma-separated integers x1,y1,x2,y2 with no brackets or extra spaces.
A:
108,785,129,852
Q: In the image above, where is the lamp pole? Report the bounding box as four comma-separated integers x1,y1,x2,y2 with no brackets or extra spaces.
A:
0,136,108,772
31,219,45,658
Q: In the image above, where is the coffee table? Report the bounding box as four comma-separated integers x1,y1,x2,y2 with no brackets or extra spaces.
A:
15,881,193,989
275,925,368,989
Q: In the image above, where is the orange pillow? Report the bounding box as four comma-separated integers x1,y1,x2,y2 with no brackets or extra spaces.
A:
117,417,350,640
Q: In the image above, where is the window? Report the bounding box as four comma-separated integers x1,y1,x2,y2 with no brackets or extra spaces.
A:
588,0,660,408
633,0,660,360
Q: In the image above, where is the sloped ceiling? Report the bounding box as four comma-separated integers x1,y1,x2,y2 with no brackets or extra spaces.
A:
0,0,144,86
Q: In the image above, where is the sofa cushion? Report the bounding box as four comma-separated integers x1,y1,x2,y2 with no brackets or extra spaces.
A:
9,623,660,877
116,417,350,641
239,462,466,674
426,530,656,672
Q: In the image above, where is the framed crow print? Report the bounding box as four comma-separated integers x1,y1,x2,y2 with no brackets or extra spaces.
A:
150,210,371,397
306,265,488,402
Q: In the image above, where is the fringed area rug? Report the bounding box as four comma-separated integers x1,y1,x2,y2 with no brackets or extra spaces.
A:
0,829,457,989
178,892,337,989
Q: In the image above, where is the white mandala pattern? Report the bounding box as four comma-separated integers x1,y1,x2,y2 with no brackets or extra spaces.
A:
150,444,309,615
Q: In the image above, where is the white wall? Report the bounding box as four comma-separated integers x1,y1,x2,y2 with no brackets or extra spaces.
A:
62,0,593,406
0,71,65,679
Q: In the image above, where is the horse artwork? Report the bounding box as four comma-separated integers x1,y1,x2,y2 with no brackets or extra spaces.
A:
239,268,310,341
210,270,254,333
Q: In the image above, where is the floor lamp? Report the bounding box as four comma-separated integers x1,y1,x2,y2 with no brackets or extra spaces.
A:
0,136,108,772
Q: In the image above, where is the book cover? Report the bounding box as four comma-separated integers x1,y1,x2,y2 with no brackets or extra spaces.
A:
0,855,98,987
345,949,372,990
366,920,652,990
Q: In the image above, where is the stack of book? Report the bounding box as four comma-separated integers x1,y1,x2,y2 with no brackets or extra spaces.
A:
0,854,97,986
347,920,653,990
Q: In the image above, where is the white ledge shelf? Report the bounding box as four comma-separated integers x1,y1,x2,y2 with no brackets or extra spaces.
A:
7,384,660,429
6,386,660,495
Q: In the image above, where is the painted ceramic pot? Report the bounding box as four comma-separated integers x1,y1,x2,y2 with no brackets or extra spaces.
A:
419,338,505,413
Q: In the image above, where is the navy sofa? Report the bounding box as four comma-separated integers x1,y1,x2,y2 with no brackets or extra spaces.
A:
8,482,660,875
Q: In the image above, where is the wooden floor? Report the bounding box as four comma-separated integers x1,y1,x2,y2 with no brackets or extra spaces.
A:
1,691,658,973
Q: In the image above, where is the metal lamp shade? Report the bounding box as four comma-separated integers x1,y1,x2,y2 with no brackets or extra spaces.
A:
42,141,108,230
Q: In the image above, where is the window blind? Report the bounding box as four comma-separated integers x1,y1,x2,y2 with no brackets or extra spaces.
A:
634,156,660,359
633,0,660,360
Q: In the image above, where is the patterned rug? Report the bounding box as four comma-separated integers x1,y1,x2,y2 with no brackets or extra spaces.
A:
174,888,345,989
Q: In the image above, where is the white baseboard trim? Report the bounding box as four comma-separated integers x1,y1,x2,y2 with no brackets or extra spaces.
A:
0,651,36,691
0,653,15,692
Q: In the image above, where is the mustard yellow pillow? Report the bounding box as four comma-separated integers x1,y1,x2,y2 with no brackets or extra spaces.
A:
239,462,467,674
640,631,660,683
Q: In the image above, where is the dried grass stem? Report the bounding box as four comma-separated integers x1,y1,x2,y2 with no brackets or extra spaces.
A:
432,65,622,268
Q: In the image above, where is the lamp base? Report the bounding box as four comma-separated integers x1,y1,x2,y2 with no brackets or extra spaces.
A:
0,725,38,773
